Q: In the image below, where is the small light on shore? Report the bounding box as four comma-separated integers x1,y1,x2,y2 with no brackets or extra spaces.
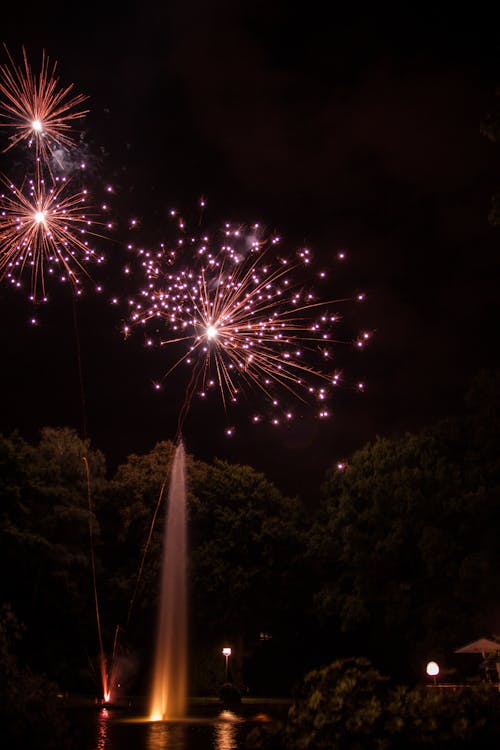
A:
426,661,439,685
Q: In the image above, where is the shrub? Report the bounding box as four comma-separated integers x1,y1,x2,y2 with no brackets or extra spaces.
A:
286,657,389,749
286,657,500,749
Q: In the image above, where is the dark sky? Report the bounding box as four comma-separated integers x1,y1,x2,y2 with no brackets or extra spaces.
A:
0,3,499,500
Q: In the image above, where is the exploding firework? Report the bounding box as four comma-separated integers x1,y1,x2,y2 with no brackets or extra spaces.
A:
124,206,370,432
0,174,108,302
0,45,89,175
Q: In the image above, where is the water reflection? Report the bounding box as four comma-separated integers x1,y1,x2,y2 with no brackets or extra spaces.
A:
147,720,186,750
213,710,242,750
95,707,111,750
82,705,275,750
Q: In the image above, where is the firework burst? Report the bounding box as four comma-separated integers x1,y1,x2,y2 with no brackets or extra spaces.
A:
0,174,107,302
0,45,89,175
124,206,370,432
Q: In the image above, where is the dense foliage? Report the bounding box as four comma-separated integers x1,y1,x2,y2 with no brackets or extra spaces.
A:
286,657,500,749
0,428,310,696
0,370,498,716
481,92,500,225
308,369,500,678
0,604,72,749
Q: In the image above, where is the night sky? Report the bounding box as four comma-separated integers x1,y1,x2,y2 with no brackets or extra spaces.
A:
0,4,498,500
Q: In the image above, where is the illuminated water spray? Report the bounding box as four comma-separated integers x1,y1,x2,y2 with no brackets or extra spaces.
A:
149,441,187,721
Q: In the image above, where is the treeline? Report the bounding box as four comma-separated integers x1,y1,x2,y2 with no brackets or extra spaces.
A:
0,370,499,703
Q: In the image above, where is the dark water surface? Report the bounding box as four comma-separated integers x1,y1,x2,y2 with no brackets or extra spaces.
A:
66,698,290,750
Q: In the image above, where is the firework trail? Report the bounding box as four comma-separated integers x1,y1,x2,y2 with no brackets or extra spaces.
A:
124,204,370,434
0,45,114,704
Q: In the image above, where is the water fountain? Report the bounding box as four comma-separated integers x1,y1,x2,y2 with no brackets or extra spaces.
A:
149,440,188,720
83,439,279,749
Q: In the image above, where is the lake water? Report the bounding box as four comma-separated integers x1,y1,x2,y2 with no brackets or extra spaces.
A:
67,698,290,750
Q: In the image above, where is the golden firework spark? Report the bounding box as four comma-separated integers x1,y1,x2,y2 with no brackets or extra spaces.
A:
0,45,89,174
125,207,370,431
0,174,106,301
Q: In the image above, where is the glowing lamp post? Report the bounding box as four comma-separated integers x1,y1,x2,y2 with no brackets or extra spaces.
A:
426,661,440,685
222,647,232,682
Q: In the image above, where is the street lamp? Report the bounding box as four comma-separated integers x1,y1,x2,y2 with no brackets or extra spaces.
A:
222,647,232,682
426,661,440,686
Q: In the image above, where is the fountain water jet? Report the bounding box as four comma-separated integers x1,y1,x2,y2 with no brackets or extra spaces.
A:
149,440,187,720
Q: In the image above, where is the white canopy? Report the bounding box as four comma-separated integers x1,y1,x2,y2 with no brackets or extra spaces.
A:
455,638,500,657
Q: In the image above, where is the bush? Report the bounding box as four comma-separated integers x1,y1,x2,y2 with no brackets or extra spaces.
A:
0,604,73,749
244,719,287,749
286,657,500,749
387,683,500,748
286,657,389,749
